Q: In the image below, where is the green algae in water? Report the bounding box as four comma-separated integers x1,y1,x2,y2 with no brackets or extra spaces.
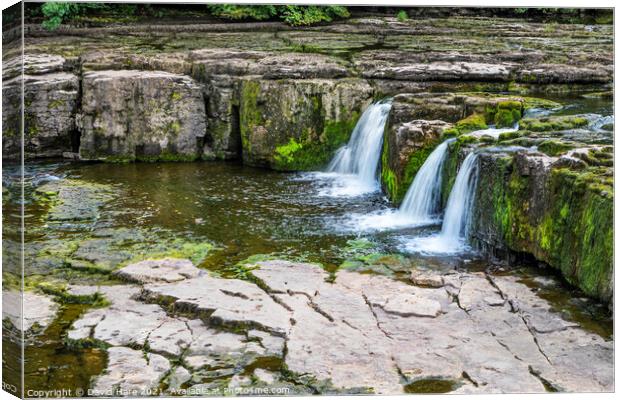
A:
6,304,108,397
404,379,459,393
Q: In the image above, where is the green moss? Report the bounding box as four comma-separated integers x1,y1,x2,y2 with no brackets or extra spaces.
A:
454,113,487,134
239,80,262,155
482,100,523,128
167,121,181,135
519,115,589,132
272,113,358,171
274,138,304,165
380,129,443,204
48,99,66,109
170,92,183,101
537,140,575,156
498,130,523,142
129,240,213,266
136,151,198,163
480,159,613,302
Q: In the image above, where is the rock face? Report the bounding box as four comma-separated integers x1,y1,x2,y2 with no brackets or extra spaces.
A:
239,78,373,170
67,259,612,395
471,149,613,302
381,118,452,204
3,65,79,159
79,70,207,162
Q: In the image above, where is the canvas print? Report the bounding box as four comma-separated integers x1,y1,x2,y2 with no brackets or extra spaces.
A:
1,2,614,397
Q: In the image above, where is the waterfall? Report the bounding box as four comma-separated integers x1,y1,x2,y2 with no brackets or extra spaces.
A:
327,100,392,186
398,150,480,254
439,151,480,243
397,139,454,224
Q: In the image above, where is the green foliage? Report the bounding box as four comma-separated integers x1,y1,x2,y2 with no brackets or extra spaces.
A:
41,2,106,30
396,10,409,22
207,4,277,20
207,4,350,26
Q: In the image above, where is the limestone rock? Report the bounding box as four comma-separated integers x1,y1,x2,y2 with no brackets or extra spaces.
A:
410,269,444,288
472,149,613,302
239,78,373,170
91,347,170,396
115,258,202,284
141,274,291,336
79,70,207,162
3,72,78,159
2,291,58,334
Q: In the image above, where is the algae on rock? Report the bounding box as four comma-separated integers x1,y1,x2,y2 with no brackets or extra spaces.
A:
239,78,373,170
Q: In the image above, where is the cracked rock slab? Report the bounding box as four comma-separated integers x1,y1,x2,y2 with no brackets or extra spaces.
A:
115,258,203,283
142,274,291,336
90,346,170,397
2,291,59,334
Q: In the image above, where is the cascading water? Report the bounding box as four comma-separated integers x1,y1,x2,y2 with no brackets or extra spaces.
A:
341,138,453,231
439,151,480,243
399,150,481,254
397,139,454,224
324,100,392,195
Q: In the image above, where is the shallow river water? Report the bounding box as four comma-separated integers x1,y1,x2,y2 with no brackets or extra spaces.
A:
2,96,614,395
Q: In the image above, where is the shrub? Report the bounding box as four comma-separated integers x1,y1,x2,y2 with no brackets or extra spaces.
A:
396,10,408,22
208,4,350,26
41,2,107,30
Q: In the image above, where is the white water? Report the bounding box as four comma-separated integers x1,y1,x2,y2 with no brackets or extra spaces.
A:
322,101,392,197
400,151,480,254
336,138,453,232
398,139,454,222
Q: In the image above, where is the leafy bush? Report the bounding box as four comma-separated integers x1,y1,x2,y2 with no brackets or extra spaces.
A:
396,10,408,22
280,5,350,26
208,4,350,26
207,4,277,20
41,2,107,30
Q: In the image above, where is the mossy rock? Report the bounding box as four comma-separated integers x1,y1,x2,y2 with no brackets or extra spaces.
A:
519,115,589,132
239,78,373,171
537,140,576,156
473,152,613,303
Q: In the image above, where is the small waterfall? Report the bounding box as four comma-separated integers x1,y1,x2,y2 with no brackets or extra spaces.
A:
440,151,480,243
327,100,392,185
398,150,481,254
398,139,454,224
